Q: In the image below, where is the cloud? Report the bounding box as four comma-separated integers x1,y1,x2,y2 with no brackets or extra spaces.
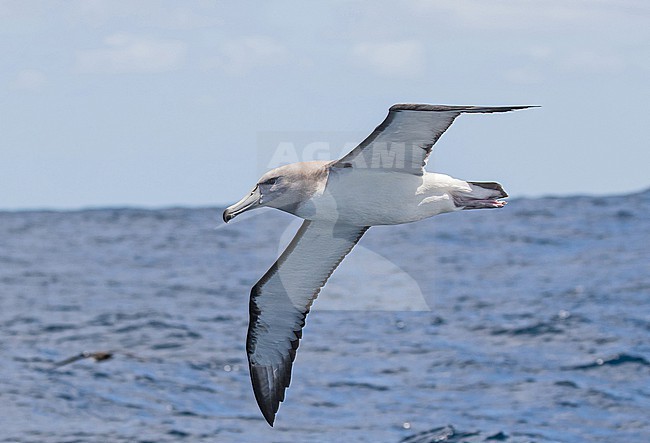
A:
68,1,223,30
562,50,625,73
11,69,47,91
351,41,425,78
409,0,642,30
207,36,289,75
76,33,186,74
503,45,630,84
504,66,544,85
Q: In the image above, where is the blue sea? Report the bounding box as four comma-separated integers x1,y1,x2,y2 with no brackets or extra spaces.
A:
1,190,649,442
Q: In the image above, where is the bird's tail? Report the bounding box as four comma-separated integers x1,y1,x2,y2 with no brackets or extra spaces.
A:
452,181,508,210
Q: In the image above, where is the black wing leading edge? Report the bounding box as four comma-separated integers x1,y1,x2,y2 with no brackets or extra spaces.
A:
333,104,537,174
246,220,368,425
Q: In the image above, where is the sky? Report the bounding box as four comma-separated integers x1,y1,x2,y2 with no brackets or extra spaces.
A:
1,0,649,210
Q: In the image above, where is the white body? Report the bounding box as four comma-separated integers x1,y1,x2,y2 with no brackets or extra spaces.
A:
295,167,470,226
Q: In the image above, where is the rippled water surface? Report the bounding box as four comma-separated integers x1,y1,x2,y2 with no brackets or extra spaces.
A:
1,190,649,442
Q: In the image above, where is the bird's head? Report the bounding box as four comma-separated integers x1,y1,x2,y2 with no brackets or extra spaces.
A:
222,162,328,223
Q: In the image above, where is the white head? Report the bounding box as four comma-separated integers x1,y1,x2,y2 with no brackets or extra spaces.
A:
222,161,329,223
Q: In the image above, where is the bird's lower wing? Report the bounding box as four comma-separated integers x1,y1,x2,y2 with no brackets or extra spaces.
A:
247,220,369,425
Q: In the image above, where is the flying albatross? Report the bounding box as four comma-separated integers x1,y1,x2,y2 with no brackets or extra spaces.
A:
223,103,536,426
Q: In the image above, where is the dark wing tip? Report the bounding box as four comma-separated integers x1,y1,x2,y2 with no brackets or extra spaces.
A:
250,364,277,426
250,360,295,426
389,103,540,113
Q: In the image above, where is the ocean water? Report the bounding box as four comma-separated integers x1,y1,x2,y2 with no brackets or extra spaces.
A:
1,190,649,442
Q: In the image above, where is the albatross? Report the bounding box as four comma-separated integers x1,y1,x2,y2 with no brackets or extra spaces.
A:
223,103,536,426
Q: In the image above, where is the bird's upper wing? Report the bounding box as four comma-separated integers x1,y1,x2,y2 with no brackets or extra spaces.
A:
52,353,87,368
247,220,368,426
332,104,536,175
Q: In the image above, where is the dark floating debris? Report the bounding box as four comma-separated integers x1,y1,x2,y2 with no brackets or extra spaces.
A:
51,350,143,368
328,381,389,391
400,425,480,443
400,425,560,442
491,321,563,336
490,311,581,337
486,431,509,441
565,353,650,370
554,380,579,389
52,351,114,368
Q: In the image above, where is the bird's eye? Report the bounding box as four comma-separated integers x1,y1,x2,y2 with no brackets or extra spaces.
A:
261,177,278,186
